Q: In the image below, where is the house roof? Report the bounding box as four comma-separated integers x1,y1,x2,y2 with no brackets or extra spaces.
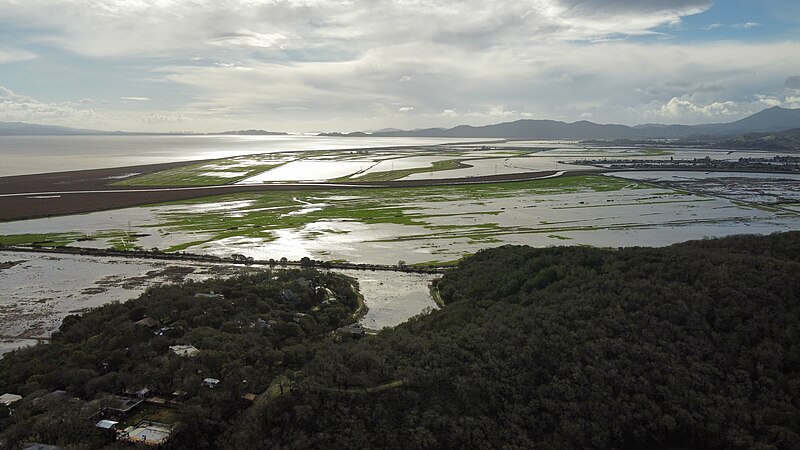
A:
134,317,159,328
96,419,119,430
0,393,22,406
169,344,199,357
97,395,143,413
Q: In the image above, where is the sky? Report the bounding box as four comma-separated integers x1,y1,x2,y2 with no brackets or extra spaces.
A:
0,0,799,133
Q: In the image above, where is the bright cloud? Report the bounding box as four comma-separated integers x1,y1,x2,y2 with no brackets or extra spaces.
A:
659,97,739,118
0,1,798,131
0,48,36,64
0,0,712,58
0,85,101,124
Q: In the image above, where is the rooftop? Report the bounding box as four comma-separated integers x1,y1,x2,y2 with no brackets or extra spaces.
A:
0,393,22,406
169,344,199,357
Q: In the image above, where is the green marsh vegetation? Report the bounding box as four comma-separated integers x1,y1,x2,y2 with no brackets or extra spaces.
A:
0,175,745,254
113,155,286,187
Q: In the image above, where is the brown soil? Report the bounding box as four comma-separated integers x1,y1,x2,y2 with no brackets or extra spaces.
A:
0,159,588,222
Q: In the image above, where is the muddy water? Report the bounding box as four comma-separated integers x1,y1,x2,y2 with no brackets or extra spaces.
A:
0,252,437,356
0,135,486,177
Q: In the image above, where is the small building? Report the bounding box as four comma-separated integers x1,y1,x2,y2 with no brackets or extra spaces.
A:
95,419,118,430
134,388,151,399
0,393,22,406
134,317,159,329
96,395,143,421
194,292,224,299
202,378,220,388
169,344,199,357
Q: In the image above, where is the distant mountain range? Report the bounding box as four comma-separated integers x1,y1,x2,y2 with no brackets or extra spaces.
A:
328,106,800,140
2,106,799,140
0,121,107,136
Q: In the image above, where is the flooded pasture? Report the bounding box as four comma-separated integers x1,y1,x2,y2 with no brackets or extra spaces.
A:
2,141,799,357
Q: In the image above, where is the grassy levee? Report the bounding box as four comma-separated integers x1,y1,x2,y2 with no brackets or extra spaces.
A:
334,159,469,182
113,161,282,187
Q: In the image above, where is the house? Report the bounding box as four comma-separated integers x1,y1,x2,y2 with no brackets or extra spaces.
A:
95,419,118,430
95,395,143,421
0,393,22,406
134,317,159,329
194,292,224,299
169,344,199,357
134,388,151,399
202,378,220,388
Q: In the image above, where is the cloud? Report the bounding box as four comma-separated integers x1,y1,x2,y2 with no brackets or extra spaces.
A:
488,105,516,117
151,39,800,128
142,113,184,124
0,48,37,64
0,0,712,59
659,97,739,118
755,94,800,109
0,1,796,131
209,30,287,49
0,85,102,124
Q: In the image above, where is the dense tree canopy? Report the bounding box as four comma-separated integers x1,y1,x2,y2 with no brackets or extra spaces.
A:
2,232,800,449
0,269,361,449
235,232,800,449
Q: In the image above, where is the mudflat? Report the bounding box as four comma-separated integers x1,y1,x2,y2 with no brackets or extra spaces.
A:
0,161,565,222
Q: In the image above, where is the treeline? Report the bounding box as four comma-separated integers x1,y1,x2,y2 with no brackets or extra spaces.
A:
229,232,800,449
715,128,800,151
0,269,360,449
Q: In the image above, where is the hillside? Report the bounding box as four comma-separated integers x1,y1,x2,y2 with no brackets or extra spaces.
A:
358,106,800,140
2,233,800,449
714,127,800,151
0,121,106,136
234,232,800,449
0,269,361,449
